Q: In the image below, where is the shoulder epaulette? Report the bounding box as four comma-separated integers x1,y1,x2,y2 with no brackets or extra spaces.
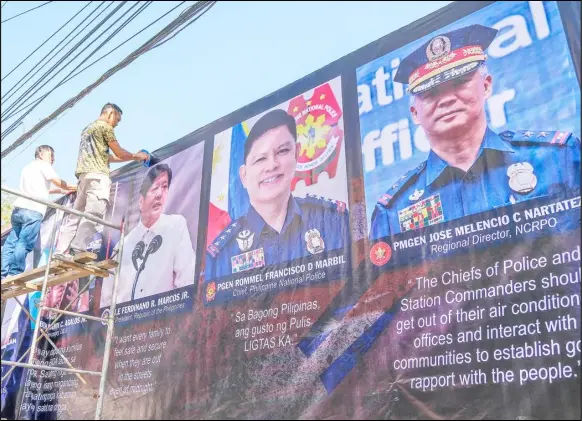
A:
500,130,573,146
303,194,347,213
377,162,426,208
206,219,243,257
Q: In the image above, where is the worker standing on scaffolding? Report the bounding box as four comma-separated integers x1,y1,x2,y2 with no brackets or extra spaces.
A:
55,103,149,258
1,146,76,279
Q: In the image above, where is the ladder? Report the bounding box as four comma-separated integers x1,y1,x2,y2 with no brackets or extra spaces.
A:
1,185,126,420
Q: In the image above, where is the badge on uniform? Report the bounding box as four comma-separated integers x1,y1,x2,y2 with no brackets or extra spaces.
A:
206,282,217,302
231,248,265,274
236,230,255,252
507,162,537,194
398,194,444,233
409,189,424,202
305,229,325,255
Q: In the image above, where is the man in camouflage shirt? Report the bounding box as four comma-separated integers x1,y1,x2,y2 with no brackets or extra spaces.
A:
56,103,148,256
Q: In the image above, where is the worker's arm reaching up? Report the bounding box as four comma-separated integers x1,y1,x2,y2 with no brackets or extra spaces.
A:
108,139,149,163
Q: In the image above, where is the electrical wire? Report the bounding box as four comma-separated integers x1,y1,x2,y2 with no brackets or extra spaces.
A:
0,2,128,133
1,1,109,106
3,1,147,124
1,2,151,134
1,1,93,82
1,1,216,159
1,1,8,10
1,1,124,117
149,1,214,51
1,1,53,24
3,108,72,166
3,1,188,121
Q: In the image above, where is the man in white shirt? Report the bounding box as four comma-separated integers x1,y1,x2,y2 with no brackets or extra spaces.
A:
100,163,196,306
1,146,76,278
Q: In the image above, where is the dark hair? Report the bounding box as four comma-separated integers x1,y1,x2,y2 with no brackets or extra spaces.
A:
35,145,54,159
101,103,123,115
243,109,297,163
140,164,172,197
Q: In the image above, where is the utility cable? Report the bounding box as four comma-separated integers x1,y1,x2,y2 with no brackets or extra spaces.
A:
3,1,188,121
1,1,93,82
1,1,125,119
1,1,53,24
1,1,127,135
1,1,108,106
3,1,145,125
1,1,216,158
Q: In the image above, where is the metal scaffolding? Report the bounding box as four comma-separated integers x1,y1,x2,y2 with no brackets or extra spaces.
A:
1,185,125,420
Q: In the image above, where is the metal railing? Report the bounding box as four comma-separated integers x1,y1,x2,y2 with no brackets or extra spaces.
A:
1,184,125,420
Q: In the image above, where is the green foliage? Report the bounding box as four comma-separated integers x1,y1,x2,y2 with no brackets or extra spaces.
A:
1,178,14,226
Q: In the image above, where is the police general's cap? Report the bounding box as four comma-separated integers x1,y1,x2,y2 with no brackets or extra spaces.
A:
393,24,498,94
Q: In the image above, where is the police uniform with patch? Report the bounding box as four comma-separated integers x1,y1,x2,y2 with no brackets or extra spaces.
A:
370,24,581,240
205,194,350,281
370,129,581,240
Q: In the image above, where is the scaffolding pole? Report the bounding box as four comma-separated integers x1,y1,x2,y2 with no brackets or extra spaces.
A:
1,184,124,421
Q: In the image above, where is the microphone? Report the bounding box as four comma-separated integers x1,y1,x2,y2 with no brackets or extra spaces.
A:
141,235,163,269
146,235,163,256
132,241,145,271
131,235,162,300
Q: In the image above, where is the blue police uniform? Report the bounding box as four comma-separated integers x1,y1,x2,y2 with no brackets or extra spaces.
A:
205,194,350,281
370,128,581,240
369,23,582,240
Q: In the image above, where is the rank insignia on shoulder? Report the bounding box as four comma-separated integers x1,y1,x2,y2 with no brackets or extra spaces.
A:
507,130,572,145
550,131,571,145
378,194,393,206
207,243,219,258
305,194,346,213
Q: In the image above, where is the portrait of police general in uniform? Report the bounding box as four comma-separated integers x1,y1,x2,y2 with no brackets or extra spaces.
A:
369,24,581,241
101,163,196,306
205,109,350,281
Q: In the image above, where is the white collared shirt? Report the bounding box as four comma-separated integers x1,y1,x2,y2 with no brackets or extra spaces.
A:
100,213,196,306
13,159,59,215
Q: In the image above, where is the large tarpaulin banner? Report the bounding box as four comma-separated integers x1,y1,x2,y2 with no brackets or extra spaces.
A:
2,1,580,419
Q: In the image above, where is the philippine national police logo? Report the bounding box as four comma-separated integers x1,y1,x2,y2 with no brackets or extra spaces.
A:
370,242,391,266
287,83,344,189
206,281,217,302
507,162,537,194
426,35,451,61
100,309,111,326
305,229,325,255
236,230,255,252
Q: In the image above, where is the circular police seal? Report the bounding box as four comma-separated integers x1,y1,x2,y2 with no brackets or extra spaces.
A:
287,83,343,189
206,282,217,302
100,309,110,326
370,242,392,266
507,162,537,194
236,230,254,252
305,229,325,255
426,35,451,61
